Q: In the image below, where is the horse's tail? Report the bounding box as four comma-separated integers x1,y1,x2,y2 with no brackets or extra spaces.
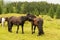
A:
38,20,44,35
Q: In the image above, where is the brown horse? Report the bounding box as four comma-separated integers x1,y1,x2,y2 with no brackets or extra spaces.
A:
7,16,28,34
26,14,44,36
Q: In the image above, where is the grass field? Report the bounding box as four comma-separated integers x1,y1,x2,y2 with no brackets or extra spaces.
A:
0,13,60,40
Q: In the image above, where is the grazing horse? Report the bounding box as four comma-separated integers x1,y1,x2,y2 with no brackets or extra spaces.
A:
26,14,44,36
8,16,28,34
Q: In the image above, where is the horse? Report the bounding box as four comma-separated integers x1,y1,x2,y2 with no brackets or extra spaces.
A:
0,17,8,28
7,16,28,34
26,14,44,36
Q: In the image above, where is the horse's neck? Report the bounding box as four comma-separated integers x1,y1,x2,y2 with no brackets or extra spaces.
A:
21,16,27,21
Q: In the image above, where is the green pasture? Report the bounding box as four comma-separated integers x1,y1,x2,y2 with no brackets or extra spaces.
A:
0,13,60,40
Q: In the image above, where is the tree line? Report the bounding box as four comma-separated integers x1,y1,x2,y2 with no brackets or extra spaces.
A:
0,1,60,19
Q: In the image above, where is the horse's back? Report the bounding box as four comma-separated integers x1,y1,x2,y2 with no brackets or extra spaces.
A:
33,17,43,26
8,16,21,25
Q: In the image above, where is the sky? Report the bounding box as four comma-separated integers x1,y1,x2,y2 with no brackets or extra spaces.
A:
3,0,60,4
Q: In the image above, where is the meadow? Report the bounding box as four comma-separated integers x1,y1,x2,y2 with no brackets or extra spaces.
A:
0,13,60,40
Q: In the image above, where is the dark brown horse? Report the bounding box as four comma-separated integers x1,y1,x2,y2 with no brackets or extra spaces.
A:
26,14,44,36
7,16,28,34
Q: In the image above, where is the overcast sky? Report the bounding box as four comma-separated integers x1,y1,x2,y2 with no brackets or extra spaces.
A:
3,0,60,4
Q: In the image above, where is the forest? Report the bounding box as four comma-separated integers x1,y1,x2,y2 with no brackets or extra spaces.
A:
0,1,60,19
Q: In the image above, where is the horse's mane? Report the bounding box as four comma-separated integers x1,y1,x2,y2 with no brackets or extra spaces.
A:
27,14,36,18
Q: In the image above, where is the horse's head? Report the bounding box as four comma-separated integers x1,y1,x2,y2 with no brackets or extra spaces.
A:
26,14,36,21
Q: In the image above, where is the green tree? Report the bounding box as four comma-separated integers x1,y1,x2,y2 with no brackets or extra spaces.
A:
0,0,3,14
48,7,54,18
0,6,2,14
56,6,60,19
43,9,47,15
16,2,22,13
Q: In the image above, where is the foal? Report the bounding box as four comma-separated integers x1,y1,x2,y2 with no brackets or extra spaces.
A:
8,16,28,34
26,14,44,36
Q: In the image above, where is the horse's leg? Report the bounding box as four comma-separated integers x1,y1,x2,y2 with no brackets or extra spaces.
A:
2,21,3,28
1,18,3,28
37,22,44,36
16,25,19,33
21,24,24,34
8,22,12,32
2,21,5,28
38,26,44,36
33,25,36,33
31,24,34,34
4,21,5,27
10,23,13,32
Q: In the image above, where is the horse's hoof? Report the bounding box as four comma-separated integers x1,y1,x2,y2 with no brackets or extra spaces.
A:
32,32,35,34
22,32,24,34
33,32,35,33
37,33,44,36
16,32,18,34
32,32,33,34
37,35,40,36
9,31,12,33
42,32,44,34
10,32,12,33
